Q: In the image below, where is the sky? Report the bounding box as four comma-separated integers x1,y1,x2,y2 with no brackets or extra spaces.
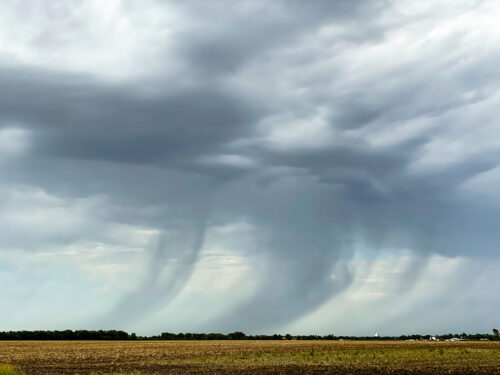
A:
0,0,499,336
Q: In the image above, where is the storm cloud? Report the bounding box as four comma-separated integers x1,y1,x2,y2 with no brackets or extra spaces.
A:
0,0,499,334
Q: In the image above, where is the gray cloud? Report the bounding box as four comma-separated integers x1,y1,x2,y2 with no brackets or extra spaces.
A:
102,218,207,326
0,0,499,332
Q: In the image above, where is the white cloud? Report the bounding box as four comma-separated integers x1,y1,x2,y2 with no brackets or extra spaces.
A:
256,109,335,151
461,166,500,198
0,0,181,80
0,127,30,160
200,154,256,168
0,185,152,250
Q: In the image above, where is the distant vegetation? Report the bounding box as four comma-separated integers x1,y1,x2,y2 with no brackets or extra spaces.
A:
0,329,498,341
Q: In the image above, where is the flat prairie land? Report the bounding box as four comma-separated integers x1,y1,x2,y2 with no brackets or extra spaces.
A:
0,340,499,375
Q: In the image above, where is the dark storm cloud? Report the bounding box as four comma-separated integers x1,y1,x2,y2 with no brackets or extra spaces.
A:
180,0,387,74
0,68,258,169
1,0,499,331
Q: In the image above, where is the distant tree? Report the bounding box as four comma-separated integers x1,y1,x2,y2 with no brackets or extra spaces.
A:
493,328,499,338
228,331,246,340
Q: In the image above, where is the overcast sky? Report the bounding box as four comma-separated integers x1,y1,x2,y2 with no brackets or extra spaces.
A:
1,0,499,336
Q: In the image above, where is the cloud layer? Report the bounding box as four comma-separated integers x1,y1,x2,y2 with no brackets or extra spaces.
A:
0,0,499,334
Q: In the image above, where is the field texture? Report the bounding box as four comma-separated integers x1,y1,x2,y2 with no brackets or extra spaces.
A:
0,340,499,374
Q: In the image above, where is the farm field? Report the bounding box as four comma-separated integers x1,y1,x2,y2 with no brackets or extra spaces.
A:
0,340,499,374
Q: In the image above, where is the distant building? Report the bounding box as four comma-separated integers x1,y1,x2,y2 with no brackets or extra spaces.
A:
374,333,380,338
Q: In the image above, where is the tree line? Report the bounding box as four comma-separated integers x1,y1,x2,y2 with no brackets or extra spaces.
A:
0,329,498,341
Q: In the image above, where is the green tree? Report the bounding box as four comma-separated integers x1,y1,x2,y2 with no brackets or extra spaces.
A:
228,331,246,340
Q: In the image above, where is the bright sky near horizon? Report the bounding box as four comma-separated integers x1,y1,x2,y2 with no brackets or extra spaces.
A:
0,0,499,336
